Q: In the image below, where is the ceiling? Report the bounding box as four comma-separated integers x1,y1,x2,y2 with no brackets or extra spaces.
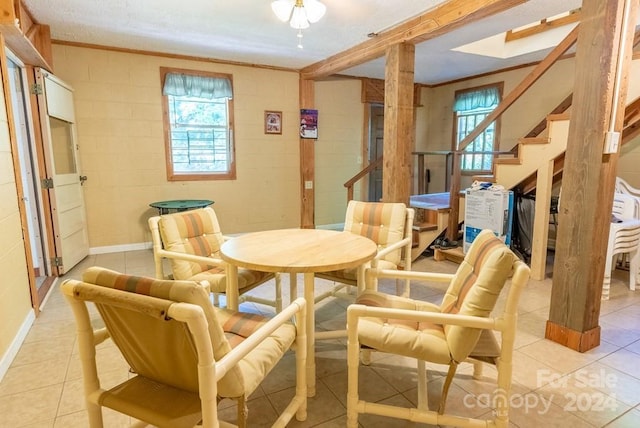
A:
23,0,592,85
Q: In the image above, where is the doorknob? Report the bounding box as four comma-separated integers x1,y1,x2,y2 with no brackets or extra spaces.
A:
79,175,88,185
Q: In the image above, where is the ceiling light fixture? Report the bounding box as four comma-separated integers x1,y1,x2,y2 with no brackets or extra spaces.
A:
271,0,326,49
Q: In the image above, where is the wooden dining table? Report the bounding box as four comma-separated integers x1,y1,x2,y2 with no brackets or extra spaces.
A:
220,228,377,397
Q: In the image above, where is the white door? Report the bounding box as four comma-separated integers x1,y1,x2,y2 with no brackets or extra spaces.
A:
37,69,89,274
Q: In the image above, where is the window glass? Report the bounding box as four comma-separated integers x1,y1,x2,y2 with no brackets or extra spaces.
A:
453,84,501,173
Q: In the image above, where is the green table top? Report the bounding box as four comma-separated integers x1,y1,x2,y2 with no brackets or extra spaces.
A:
149,199,214,210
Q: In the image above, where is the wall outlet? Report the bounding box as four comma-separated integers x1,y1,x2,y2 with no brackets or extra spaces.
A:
304,180,313,189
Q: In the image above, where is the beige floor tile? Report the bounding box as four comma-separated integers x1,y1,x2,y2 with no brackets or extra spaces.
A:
600,321,640,347
625,340,640,355
0,383,63,427
509,391,598,427
271,382,345,427
606,407,640,427
519,338,616,375
0,356,68,397
599,348,640,380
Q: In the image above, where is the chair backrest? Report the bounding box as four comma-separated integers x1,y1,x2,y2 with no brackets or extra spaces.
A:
76,266,247,397
150,207,225,279
612,193,639,220
439,229,525,362
343,200,411,265
616,176,640,198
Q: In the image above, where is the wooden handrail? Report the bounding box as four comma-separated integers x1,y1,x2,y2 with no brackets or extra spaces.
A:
446,24,580,241
344,157,383,202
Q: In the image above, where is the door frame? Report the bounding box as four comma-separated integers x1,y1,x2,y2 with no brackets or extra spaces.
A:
1,46,42,313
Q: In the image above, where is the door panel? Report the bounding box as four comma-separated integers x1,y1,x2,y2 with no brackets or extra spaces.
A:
37,69,89,274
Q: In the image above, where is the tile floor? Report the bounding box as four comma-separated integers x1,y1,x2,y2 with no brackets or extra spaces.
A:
1,249,640,427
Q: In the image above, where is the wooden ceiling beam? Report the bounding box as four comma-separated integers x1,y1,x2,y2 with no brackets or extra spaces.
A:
300,0,527,80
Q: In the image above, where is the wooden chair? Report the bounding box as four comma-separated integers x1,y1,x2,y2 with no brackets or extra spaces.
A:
149,207,283,311
346,229,530,427
61,266,307,428
315,201,415,301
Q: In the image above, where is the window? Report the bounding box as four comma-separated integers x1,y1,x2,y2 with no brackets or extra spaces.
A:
161,67,235,180
453,84,502,173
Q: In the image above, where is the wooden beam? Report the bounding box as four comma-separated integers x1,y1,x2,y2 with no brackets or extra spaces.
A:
300,0,526,80
382,43,414,205
505,9,580,42
546,0,638,352
299,78,315,229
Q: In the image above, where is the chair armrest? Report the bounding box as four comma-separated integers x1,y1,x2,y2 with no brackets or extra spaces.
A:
347,303,497,331
214,298,307,380
373,237,412,261
156,248,225,267
366,267,454,283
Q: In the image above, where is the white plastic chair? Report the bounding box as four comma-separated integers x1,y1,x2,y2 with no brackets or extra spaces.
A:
603,193,640,300
615,176,640,199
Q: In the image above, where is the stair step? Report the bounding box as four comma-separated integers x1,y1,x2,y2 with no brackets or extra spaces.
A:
548,112,570,121
495,157,521,165
412,222,437,232
519,136,550,144
433,246,465,264
471,175,496,182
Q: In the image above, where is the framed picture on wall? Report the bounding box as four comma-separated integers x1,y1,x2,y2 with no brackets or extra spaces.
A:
300,109,318,139
264,111,282,134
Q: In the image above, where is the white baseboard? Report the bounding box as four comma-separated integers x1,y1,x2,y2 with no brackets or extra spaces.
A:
89,242,152,255
0,309,36,383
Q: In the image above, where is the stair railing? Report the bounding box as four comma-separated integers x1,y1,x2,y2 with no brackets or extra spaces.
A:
344,156,382,203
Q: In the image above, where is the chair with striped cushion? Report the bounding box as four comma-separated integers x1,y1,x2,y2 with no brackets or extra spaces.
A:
315,200,415,301
62,266,307,428
149,207,283,312
346,229,530,427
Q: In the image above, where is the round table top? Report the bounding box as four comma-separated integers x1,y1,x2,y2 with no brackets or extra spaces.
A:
149,199,214,210
220,228,377,273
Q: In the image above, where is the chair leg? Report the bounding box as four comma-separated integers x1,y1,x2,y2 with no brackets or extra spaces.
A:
417,359,428,411
602,253,614,300
274,273,283,313
289,273,297,304
629,249,640,291
346,328,361,427
360,348,372,366
236,395,248,428
472,359,484,380
438,360,459,415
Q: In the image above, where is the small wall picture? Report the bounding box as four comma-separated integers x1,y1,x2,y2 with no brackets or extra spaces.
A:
300,109,318,139
265,111,282,134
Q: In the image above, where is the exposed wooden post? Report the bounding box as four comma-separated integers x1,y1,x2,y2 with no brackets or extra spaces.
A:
546,0,638,352
299,78,315,229
382,43,414,204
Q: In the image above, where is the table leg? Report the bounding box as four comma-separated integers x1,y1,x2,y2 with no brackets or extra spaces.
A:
304,272,316,397
226,264,240,311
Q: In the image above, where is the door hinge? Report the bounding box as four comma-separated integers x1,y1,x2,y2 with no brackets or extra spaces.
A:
51,257,63,267
41,178,54,189
30,83,43,95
